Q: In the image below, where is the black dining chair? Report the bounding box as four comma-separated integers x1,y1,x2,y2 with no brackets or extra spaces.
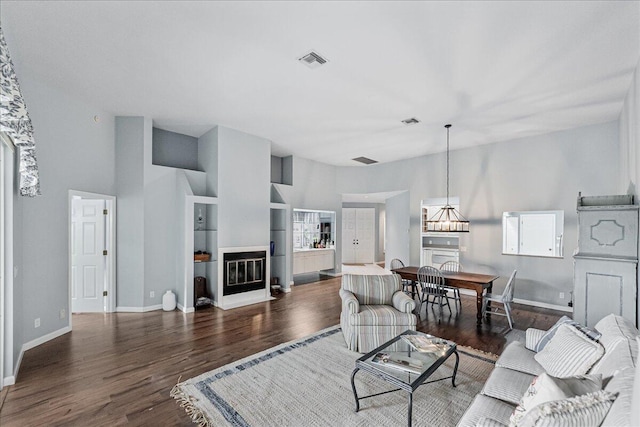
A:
417,266,450,317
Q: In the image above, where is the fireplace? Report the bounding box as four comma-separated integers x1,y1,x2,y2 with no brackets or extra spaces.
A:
223,250,267,296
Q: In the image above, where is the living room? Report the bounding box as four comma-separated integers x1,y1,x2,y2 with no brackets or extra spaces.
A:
1,1,639,425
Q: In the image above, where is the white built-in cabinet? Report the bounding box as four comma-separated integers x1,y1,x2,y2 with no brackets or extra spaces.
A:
270,203,292,289
342,208,375,264
293,249,335,274
184,195,218,312
573,194,639,327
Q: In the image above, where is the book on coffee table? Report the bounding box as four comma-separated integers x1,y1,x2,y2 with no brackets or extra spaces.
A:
371,352,423,374
402,335,448,353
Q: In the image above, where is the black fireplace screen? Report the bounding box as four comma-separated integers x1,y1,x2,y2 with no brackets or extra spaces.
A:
223,251,266,295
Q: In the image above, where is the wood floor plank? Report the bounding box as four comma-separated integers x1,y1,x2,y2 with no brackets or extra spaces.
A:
0,277,562,425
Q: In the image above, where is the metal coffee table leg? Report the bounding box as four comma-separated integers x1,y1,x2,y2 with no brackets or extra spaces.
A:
452,350,459,387
350,368,360,412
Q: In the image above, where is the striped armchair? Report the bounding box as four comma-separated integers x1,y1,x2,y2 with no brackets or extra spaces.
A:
340,274,417,353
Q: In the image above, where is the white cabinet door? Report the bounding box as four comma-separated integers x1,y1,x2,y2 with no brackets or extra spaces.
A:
342,208,357,263
342,208,375,264
355,209,375,263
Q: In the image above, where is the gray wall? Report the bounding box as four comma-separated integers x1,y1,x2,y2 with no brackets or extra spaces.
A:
619,58,639,312
337,122,620,307
216,126,271,248
198,127,219,197
118,118,184,308
17,74,116,344
385,191,411,269
152,127,199,171
290,156,343,273
144,166,180,306
115,117,146,308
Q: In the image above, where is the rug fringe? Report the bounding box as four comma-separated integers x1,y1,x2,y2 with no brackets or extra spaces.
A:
457,344,499,361
170,383,212,427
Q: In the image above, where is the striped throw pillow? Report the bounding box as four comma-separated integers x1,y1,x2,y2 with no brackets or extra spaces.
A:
535,316,602,353
516,390,616,427
534,324,604,378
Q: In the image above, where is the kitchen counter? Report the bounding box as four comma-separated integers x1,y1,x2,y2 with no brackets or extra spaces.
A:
294,247,335,252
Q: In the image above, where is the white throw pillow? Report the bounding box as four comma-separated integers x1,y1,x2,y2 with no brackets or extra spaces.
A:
509,373,602,426
534,324,604,377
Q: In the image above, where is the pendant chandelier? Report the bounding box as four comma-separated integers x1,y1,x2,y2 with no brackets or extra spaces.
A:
425,124,469,232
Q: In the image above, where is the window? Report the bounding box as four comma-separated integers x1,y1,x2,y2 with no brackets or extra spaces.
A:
503,210,564,258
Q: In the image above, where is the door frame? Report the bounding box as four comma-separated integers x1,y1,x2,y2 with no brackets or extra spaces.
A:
68,190,116,323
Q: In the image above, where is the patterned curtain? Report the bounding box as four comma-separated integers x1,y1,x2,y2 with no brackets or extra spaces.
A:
0,26,41,197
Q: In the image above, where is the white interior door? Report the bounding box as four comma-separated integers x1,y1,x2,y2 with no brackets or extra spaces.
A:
342,208,357,263
71,198,106,313
355,208,375,263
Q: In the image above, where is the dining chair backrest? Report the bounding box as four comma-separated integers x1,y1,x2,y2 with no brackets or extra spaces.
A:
417,266,444,293
502,270,517,303
390,258,405,270
440,261,463,273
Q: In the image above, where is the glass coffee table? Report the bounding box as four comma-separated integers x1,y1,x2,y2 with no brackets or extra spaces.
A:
350,330,459,427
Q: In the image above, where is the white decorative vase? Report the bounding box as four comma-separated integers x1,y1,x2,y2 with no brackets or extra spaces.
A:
162,290,176,311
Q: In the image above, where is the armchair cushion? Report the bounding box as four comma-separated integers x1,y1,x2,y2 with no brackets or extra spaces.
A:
341,274,401,305
348,305,416,326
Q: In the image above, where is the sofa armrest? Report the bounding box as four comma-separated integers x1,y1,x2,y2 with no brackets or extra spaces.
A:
392,291,416,314
339,288,360,314
525,327,547,351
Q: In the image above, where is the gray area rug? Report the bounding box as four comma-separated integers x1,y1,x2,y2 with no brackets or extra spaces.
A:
171,326,497,427
505,328,526,346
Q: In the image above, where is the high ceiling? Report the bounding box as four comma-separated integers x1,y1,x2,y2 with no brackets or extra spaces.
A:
2,1,639,166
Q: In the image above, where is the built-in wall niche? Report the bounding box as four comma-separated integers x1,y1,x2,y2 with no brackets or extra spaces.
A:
152,127,201,171
503,210,564,258
271,155,293,185
189,199,218,310
270,204,291,289
293,209,336,249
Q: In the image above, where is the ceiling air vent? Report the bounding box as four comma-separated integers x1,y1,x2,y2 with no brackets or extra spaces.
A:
402,117,420,125
352,157,378,165
298,50,328,69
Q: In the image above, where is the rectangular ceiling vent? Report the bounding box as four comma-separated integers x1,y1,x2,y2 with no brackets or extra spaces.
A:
298,50,328,69
352,156,378,165
402,117,420,125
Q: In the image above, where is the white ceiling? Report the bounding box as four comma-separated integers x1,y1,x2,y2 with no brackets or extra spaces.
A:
2,1,639,166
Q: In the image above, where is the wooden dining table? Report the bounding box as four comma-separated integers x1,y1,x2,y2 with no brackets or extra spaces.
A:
391,266,500,326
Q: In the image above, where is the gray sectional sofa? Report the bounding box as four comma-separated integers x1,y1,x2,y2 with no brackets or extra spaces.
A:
457,314,639,426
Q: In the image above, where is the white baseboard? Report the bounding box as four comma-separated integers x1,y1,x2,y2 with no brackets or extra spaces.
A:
116,305,163,313
6,326,72,385
3,374,16,386
177,303,195,313
513,298,572,313
23,326,71,352
457,289,572,312
281,287,292,293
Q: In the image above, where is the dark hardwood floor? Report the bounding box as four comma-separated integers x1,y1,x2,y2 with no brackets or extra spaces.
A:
0,277,563,426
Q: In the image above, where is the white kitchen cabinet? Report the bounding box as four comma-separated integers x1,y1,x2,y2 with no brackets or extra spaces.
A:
293,249,335,274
